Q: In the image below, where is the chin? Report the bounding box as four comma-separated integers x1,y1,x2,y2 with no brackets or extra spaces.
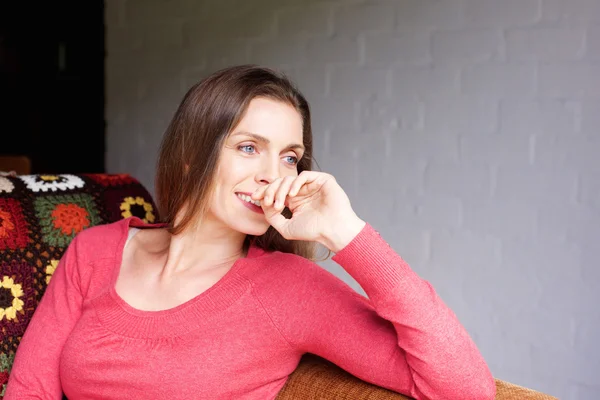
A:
231,220,270,237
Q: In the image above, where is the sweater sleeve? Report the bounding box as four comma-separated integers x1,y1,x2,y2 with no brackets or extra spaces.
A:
256,224,496,400
5,235,85,400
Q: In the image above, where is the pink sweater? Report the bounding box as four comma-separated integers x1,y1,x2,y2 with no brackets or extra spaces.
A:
5,216,495,400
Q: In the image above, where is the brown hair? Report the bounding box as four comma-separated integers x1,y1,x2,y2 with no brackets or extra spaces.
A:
155,64,327,261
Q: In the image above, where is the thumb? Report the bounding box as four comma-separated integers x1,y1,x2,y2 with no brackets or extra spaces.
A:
263,208,290,238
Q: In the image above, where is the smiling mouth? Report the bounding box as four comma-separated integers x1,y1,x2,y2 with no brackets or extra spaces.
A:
236,193,261,207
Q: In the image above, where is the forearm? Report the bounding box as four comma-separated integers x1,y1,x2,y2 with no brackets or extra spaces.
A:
331,224,496,400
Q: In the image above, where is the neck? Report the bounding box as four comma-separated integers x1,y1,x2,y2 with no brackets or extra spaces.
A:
158,217,248,278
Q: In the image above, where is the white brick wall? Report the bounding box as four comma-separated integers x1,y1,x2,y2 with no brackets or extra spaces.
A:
105,0,600,398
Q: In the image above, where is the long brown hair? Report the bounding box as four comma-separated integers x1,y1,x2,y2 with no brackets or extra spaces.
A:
155,64,326,261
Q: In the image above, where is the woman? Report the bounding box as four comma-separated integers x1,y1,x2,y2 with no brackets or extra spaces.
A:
5,65,496,399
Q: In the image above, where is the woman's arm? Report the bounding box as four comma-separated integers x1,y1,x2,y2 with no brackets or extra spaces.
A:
257,223,496,400
250,171,495,399
4,235,85,399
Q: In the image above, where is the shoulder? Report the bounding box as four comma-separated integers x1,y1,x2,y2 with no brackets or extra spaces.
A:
243,250,359,300
68,219,127,262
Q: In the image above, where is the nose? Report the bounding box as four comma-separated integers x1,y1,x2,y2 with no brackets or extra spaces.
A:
255,158,279,185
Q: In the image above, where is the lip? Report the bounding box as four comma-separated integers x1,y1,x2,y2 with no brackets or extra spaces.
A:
236,193,263,214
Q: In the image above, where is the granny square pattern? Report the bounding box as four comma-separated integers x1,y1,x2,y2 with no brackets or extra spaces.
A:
33,193,101,248
0,199,29,251
0,173,158,398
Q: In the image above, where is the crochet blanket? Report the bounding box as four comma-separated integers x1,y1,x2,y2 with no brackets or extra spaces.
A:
0,173,158,398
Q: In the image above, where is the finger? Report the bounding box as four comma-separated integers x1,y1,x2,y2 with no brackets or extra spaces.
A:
263,178,283,207
264,210,289,237
289,171,319,196
273,176,295,211
251,185,268,201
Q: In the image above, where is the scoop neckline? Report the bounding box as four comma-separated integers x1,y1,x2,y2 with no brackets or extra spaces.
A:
106,216,260,319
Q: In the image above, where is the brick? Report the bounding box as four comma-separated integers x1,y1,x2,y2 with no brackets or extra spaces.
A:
105,0,126,28
358,98,423,132
182,10,275,41
430,229,502,273
106,26,143,54
499,309,575,356
249,37,307,67
315,153,358,199
357,155,428,199
329,66,389,98
459,132,532,166
364,30,431,65
423,161,492,199
308,95,357,135
539,63,600,99
392,65,460,99
105,76,137,122
125,0,202,24
424,95,498,133
306,36,359,64
586,26,600,61
432,30,503,63
396,0,464,30
536,201,598,244
352,145,401,230
494,164,578,206
464,0,541,28
402,193,462,230
533,134,600,172
140,23,183,51
334,1,395,35
390,129,460,163
506,28,585,61
500,100,580,136
195,40,250,71
573,383,600,400
276,4,331,37
543,0,600,23
135,84,184,123
581,101,600,134
501,237,583,294
461,63,537,99
461,197,537,240
284,65,328,100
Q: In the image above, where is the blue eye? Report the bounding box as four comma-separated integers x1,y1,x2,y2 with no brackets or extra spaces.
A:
284,156,299,165
239,145,255,154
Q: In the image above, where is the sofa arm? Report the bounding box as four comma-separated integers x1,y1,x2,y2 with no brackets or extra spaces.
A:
277,354,558,400
494,379,558,400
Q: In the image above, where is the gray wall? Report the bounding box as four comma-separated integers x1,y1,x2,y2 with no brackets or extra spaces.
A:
105,1,600,398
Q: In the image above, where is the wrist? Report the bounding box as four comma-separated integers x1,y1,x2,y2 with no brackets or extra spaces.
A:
320,215,366,253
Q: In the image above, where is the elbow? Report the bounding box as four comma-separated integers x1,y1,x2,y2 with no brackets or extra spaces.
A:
481,374,497,400
430,371,496,400
456,372,496,400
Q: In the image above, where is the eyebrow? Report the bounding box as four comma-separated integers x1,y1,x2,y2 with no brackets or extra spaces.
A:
231,131,305,152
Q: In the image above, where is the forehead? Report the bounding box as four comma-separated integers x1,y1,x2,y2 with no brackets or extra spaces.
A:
233,97,303,142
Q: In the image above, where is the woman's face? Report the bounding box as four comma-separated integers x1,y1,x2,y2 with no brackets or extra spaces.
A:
209,97,305,236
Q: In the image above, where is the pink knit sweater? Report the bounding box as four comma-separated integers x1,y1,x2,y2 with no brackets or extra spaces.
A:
5,216,495,400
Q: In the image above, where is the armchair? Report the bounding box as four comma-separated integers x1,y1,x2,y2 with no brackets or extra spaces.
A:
0,173,557,399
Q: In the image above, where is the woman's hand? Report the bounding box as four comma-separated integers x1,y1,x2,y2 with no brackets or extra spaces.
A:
251,171,366,253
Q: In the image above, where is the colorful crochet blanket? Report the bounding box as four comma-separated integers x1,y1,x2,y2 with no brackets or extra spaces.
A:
0,173,158,398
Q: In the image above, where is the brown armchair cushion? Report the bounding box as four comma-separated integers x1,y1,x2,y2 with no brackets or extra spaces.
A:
277,354,558,400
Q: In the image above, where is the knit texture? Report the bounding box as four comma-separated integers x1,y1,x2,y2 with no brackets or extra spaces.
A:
0,173,158,398
5,214,495,400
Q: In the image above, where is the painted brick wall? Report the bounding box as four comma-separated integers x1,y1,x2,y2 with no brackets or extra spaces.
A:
105,0,600,398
